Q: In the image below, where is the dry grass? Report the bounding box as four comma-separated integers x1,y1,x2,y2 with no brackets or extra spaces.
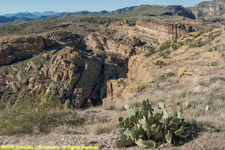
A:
102,98,143,111
0,108,84,136
87,118,116,135
101,75,225,132
53,124,81,134
80,108,128,135
0,96,84,136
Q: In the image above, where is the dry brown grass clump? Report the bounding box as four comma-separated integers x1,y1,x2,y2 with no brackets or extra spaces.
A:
87,118,116,135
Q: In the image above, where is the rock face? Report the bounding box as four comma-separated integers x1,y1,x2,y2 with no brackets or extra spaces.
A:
1,27,158,109
136,19,194,41
0,35,57,65
41,48,127,108
160,5,196,19
192,0,225,20
84,31,144,57
108,20,129,26
104,26,225,103
0,46,128,109
45,31,82,47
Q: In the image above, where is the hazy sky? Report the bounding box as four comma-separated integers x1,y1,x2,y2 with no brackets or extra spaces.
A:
0,0,211,15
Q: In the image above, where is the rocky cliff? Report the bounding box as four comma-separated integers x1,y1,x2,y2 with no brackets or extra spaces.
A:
136,19,195,41
0,17,198,109
104,26,225,103
192,0,225,20
0,36,57,65
84,21,157,57
0,31,130,109
0,18,162,109
160,5,196,19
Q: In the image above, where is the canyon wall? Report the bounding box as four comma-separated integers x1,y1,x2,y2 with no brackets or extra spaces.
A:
136,19,194,41
0,36,57,65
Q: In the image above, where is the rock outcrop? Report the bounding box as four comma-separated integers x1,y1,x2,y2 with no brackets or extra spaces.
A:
108,20,129,26
0,46,128,109
84,32,143,57
192,0,225,20
104,26,225,103
136,19,195,41
0,35,57,65
45,31,82,47
160,5,196,19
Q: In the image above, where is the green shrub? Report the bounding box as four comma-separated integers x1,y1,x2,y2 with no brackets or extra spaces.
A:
208,48,213,52
171,44,178,50
208,31,222,41
206,28,213,33
171,41,184,50
0,108,84,135
193,31,204,39
0,96,84,135
190,39,205,47
185,38,194,45
115,100,193,148
159,42,171,51
155,60,167,67
167,72,175,77
159,50,171,59
158,72,175,80
145,47,155,57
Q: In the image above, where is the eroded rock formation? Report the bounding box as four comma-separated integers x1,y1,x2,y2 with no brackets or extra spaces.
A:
0,35,57,65
192,0,225,19
103,27,225,103
0,45,128,109
136,19,194,41
84,32,142,57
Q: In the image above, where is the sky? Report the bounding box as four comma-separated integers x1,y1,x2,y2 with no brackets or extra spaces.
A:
0,0,211,15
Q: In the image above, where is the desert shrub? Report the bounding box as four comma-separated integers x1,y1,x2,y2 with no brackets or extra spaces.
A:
0,108,83,135
208,31,222,41
159,50,171,58
158,72,175,80
193,31,205,39
159,42,171,51
171,41,184,50
190,39,205,47
145,47,155,57
206,28,213,33
208,48,213,52
171,44,178,50
167,72,176,77
0,96,84,135
115,100,194,148
155,60,167,67
185,38,194,45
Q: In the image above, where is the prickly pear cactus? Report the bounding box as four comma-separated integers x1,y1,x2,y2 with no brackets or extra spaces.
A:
115,100,192,148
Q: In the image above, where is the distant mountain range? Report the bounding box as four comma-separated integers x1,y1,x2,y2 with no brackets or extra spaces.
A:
3,11,58,18
1,0,225,25
0,6,137,25
0,16,33,24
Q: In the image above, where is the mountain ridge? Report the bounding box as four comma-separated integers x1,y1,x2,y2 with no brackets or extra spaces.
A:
2,11,58,18
0,6,137,25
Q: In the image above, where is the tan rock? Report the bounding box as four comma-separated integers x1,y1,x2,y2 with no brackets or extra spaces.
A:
136,19,194,41
0,35,57,65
